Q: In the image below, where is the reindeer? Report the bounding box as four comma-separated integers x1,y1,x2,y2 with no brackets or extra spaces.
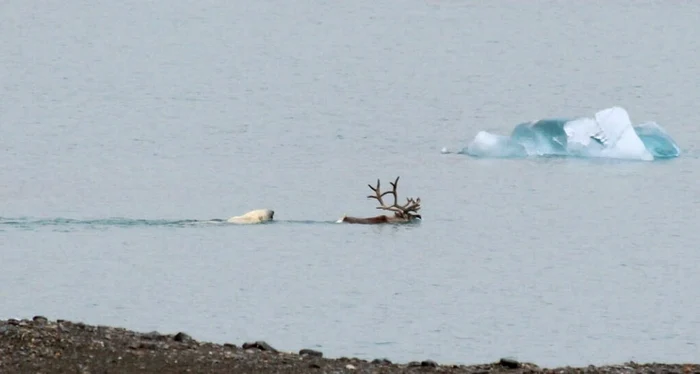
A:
337,176,422,224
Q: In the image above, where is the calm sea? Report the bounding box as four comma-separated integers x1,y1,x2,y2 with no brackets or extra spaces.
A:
2,0,699,367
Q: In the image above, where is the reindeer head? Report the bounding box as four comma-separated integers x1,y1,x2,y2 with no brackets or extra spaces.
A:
367,177,422,222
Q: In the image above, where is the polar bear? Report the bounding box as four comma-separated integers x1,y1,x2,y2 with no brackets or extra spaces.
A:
225,209,275,224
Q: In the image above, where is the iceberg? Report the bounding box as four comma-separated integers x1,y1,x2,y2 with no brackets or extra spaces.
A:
462,106,681,161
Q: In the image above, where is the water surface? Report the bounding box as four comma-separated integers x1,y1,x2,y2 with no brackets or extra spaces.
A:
2,0,699,367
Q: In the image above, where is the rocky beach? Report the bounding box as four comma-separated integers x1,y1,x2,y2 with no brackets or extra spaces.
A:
0,317,697,374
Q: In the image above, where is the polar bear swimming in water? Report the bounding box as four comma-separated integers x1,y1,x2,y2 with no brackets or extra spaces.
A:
225,209,275,224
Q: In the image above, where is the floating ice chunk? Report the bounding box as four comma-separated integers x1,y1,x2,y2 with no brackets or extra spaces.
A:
462,106,679,161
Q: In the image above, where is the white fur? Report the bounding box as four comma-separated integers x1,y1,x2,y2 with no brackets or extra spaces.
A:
226,209,275,224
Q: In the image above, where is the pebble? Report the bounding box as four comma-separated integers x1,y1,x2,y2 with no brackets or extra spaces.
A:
143,331,168,341
139,342,159,350
372,358,392,365
0,325,18,335
345,364,356,370
242,340,277,352
299,348,323,358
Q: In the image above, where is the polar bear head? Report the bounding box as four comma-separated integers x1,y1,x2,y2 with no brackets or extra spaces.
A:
226,209,275,224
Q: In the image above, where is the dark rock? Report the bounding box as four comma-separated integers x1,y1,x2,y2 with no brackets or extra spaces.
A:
408,361,422,367
309,362,322,369
299,348,323,358
242,340,277,352
499,357,521,368
421,360,438,367
372,358,392,365
223,343,236,349
173,332,193,343
139,342,159,350
142,331,167,341
32,316,48,325
0,325,18,335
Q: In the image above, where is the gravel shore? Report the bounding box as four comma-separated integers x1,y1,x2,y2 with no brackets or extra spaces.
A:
0,317,697,373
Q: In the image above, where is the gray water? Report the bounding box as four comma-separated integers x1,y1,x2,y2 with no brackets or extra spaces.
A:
2,0,699,368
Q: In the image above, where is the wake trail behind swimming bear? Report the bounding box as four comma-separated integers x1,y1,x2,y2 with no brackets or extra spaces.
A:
0,217,338,231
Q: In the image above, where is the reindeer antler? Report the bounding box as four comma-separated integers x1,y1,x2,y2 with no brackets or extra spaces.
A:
401,197,421,213
367,177,421,217
367,176,399,206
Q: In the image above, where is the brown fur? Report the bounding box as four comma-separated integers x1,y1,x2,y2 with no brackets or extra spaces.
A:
338,213,420,225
